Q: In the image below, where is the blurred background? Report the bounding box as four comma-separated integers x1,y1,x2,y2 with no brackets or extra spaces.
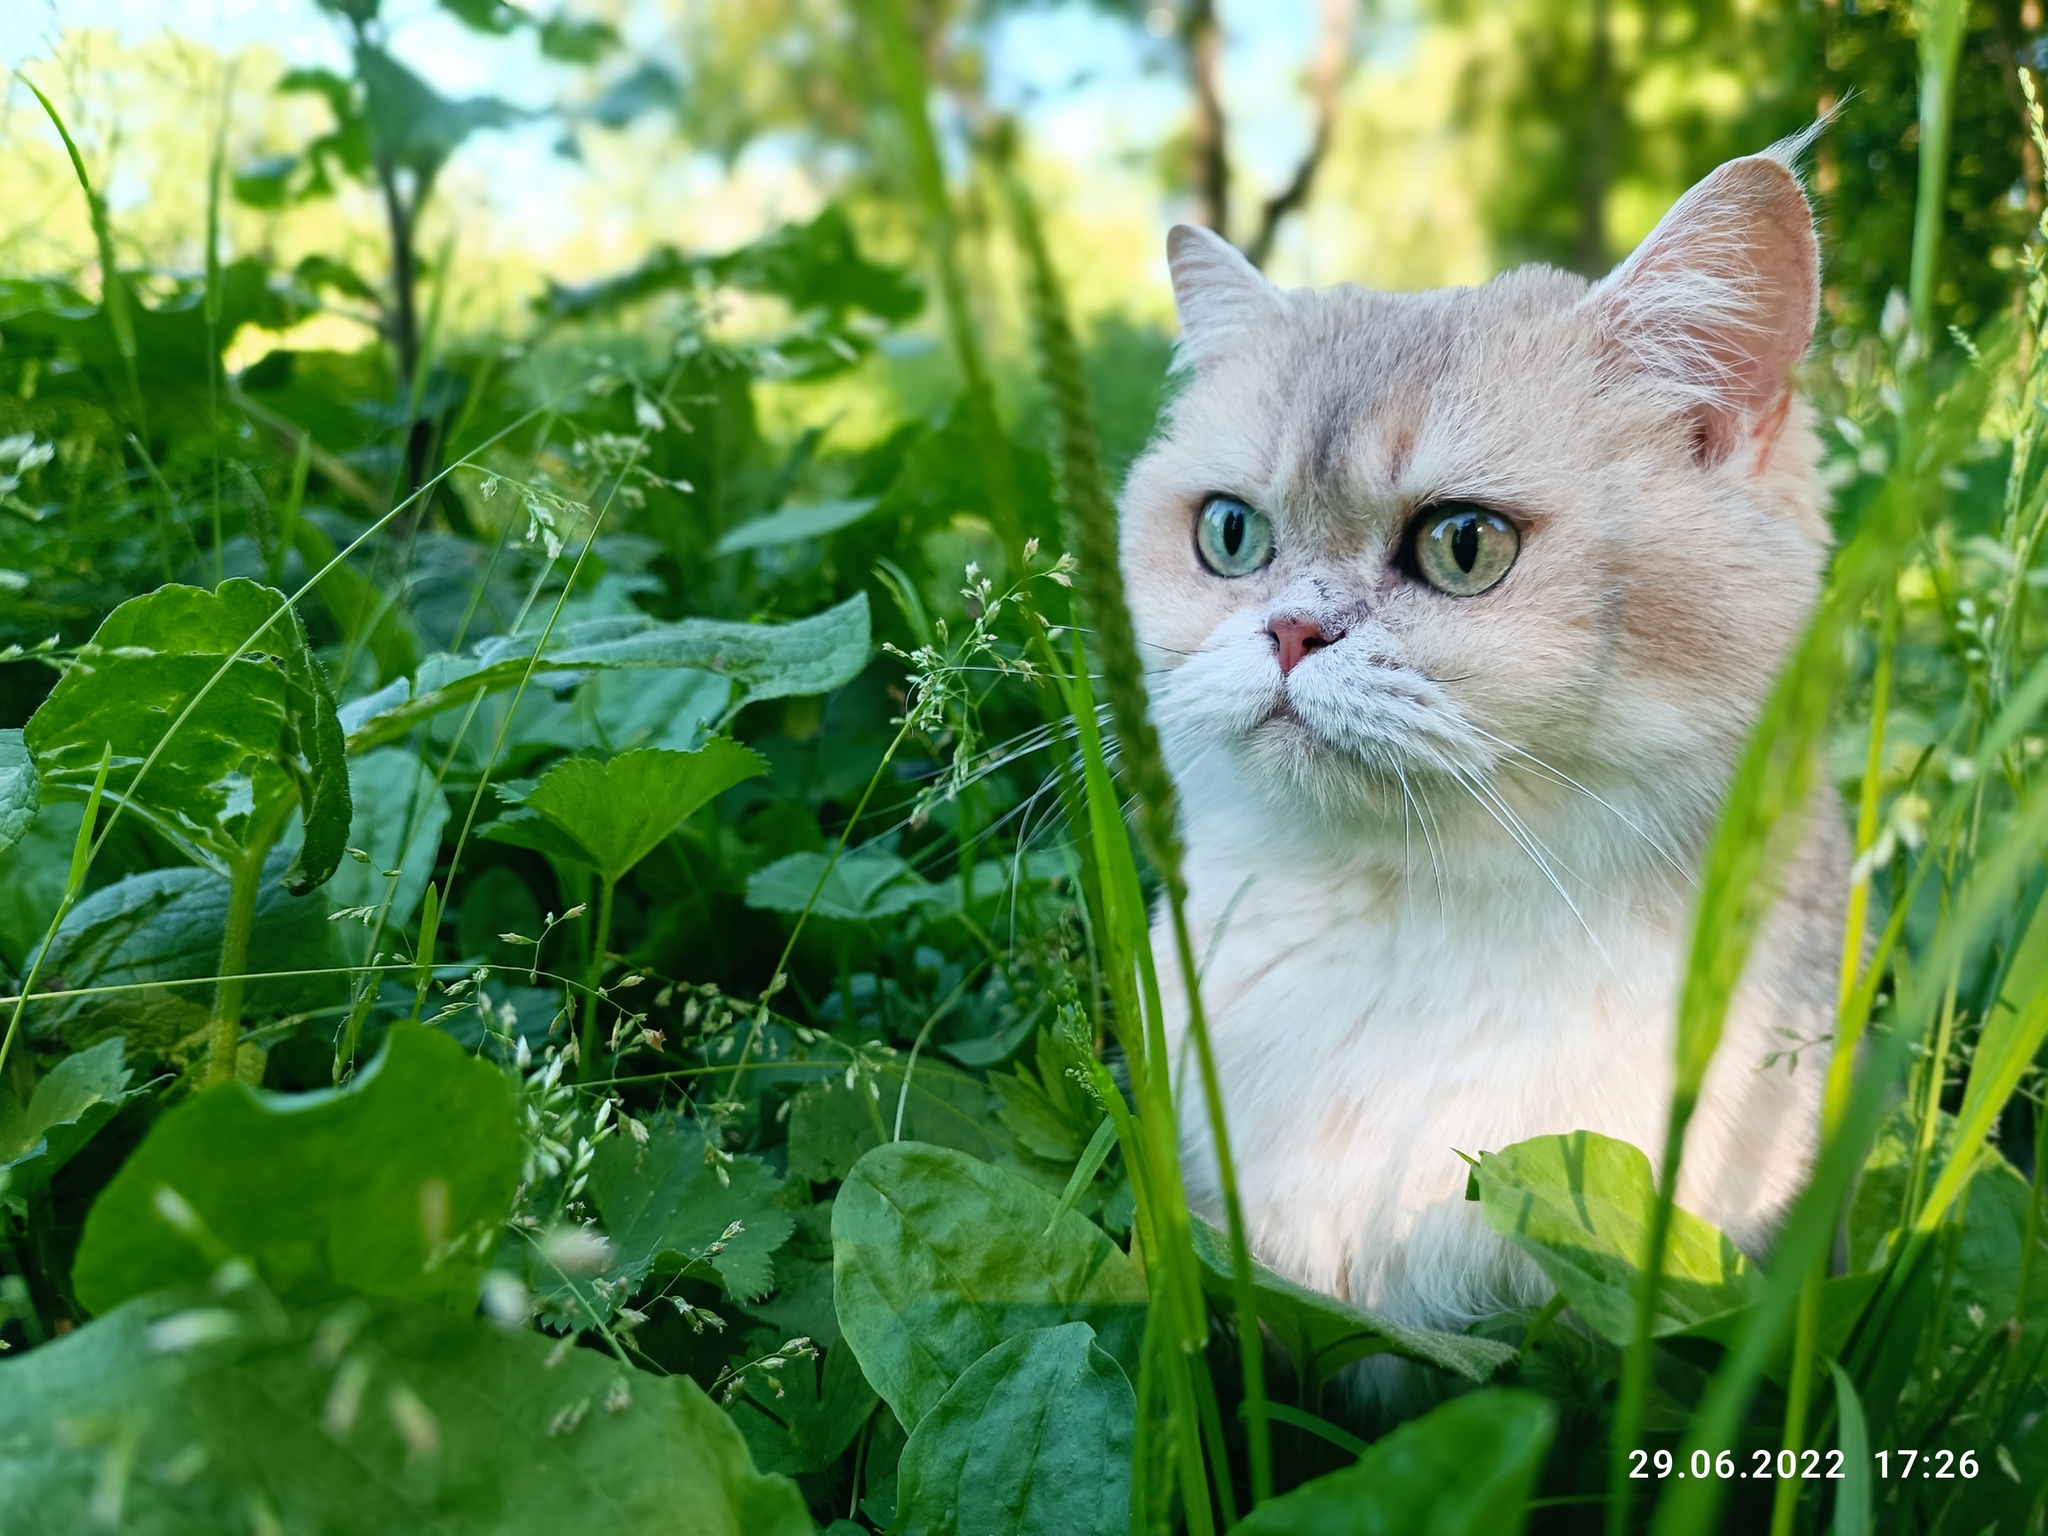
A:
4,0,2038,463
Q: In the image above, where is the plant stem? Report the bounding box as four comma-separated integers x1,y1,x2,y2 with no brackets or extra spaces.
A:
207,801,290,1087
580,874,617,1079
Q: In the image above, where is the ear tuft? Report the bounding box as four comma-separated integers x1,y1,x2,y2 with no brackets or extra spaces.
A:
1167,224,1283,372
1588,152,1819,469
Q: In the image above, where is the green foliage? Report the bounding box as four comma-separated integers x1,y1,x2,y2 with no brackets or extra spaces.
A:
831,1141,1145,1427
72,1025,519,1313
1230,1391,1555,1536
894,1322,1135,1536
492,742,766,883
24,580,350,892
0,1036,139,1218
0,728,35,852
0,1291,812,1536
1475,1131,1765,1343
1185,1217,1516,1387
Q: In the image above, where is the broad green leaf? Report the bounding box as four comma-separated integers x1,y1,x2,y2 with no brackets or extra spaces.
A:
1185,1218,1515,1385
345,592,872,750
0,799,77,974
832,1141,1145,1427
26,852,341,1051
519,740,765,883
1232,1389,1555,1536
1474,1130,1763,1344
746,847,948,922
23,580,351,891
731,1340,878,1478
0,1037,141,1218
0,1291,812,1536
894,1323,1134,1536
787,1059,1003,1184
322,748,450,963
537,1116,795,1328
589,666,731,753
72,1024,519,1314
0,727,35,852
715,497,879,554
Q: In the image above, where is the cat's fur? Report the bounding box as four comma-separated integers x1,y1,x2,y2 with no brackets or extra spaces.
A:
1122,145,1849,1373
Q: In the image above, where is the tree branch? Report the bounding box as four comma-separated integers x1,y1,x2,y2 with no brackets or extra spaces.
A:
1185,0,1231,235
1246,0,1355,268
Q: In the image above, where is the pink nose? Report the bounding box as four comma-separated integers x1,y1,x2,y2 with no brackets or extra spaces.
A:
1268,614,1340,676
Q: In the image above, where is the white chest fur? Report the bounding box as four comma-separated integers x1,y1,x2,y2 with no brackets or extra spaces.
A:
1155,819,1835,1339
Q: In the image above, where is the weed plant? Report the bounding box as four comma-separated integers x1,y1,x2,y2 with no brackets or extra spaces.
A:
2,1,2047,1532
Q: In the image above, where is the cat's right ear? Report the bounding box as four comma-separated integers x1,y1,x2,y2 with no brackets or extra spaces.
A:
1587,149,1819,472
1167,225,1282,371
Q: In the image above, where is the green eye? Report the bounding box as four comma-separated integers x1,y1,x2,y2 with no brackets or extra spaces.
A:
1195,495,1276,577
1410,504,1519,596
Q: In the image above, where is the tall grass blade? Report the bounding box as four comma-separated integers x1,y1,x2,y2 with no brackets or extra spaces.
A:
1003,142,1274,1506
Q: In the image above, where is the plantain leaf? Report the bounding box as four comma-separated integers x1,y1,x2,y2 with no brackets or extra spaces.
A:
344,592,871,750
321,748,450,964
25,851,341,1050
23,581,350,891
72,1024,519,1315
1231,1389,1555,1535
0,1291,812,1536
894,1323,1134,1536
832,1141,1144,1428
0,727,36,853
1473,1130,1763,1344
513,740,764,884
1185,1218,1516,1385
745,847,948,923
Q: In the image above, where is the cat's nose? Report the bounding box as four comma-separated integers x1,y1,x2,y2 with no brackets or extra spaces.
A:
1267,613,1342,676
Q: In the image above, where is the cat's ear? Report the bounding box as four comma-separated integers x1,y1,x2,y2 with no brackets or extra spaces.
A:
1588,151,1818,470
1167,224,1282,370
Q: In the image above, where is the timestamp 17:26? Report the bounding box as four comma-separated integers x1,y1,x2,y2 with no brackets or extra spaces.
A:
1629,1448,1981,1480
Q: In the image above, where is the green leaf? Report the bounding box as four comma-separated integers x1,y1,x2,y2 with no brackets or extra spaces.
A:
0,799,76,975
1473,1130,1763,1344
519,741,765,884
540,1116,794,1325
991,1028,1101,1163
23,580,351,889
894,1322,1134,1536
26,853,340,1050
831,1141,1145,1428
715,498,880,555
1829,1363,1871,1536
322,749,450,964
72,1024,520,1314
344,592,872,751
0,1037,141,1218
1231,1389,1555,1536
1184,1218,1515,1386
786,1060,1004,1184
745,848,947,922
0,727,36,852
0,1292,813,1536
731,1341,878,1477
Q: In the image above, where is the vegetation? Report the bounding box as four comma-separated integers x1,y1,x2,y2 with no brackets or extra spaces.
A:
2,0,2047,1532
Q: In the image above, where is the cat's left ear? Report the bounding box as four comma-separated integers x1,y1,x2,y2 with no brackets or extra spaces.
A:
1167,224,1283,371
1588,150,1819,471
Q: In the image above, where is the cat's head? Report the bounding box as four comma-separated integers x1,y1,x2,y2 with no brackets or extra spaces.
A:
1122,147,1827,877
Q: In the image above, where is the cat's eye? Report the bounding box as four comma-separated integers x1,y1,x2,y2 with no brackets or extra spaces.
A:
1195,495,1276,577
1408,504,1519,596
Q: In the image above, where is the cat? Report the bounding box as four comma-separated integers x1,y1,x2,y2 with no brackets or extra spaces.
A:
1121,140,1850,1385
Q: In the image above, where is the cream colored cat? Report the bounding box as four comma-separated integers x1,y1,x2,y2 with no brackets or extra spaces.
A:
1123,143,1849,1376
